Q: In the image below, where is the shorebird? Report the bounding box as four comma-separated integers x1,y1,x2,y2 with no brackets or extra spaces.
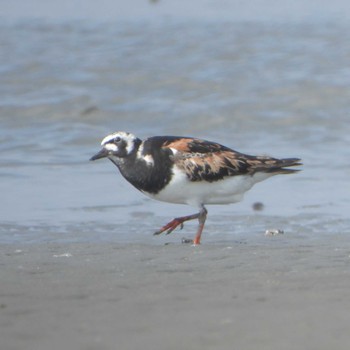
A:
90,131,301,244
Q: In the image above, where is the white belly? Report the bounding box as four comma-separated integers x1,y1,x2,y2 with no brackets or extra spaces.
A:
144,167,273,208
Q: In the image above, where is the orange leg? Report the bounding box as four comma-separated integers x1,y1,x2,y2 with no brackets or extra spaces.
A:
154,206,208,245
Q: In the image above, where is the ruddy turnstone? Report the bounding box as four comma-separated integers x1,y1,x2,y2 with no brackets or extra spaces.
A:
90,131,301,245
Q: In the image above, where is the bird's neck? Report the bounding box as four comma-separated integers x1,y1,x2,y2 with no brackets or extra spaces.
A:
110,148,173,194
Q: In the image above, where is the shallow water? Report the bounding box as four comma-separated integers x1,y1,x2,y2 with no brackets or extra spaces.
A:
1,16,350,245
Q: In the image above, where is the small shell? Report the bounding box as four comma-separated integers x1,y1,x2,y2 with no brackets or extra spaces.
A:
265,229,284,236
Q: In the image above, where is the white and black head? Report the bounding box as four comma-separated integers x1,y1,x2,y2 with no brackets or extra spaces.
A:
90,131,141,163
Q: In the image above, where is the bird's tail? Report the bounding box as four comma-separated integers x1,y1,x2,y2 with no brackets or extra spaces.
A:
265,158,302,174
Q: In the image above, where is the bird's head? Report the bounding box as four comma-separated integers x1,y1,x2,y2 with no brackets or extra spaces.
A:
90,131,141,162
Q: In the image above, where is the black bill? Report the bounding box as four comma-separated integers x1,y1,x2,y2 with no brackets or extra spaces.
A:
90,148,109,161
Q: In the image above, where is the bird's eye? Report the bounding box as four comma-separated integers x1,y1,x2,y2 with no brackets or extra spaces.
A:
114,136,121,143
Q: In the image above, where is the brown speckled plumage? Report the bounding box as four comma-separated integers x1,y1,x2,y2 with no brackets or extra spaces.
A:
160,137,301,182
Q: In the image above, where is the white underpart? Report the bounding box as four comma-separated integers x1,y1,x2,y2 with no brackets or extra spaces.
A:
146,165,274,208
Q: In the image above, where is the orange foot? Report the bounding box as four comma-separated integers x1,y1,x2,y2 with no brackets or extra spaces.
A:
153,207,208,245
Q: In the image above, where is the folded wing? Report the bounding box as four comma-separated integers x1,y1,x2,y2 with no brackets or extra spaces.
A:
161,137,301,182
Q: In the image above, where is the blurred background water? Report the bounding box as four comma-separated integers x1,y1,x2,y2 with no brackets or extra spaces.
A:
1,0,350,244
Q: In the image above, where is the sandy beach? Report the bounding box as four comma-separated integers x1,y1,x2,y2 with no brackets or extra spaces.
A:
1,231,350,350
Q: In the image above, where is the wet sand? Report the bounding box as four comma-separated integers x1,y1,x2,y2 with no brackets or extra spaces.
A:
1,233,350,350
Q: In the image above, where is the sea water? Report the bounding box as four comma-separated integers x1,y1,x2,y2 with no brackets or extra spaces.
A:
1,8,350,245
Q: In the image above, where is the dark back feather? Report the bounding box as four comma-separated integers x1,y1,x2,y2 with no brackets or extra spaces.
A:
155,136,301,182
